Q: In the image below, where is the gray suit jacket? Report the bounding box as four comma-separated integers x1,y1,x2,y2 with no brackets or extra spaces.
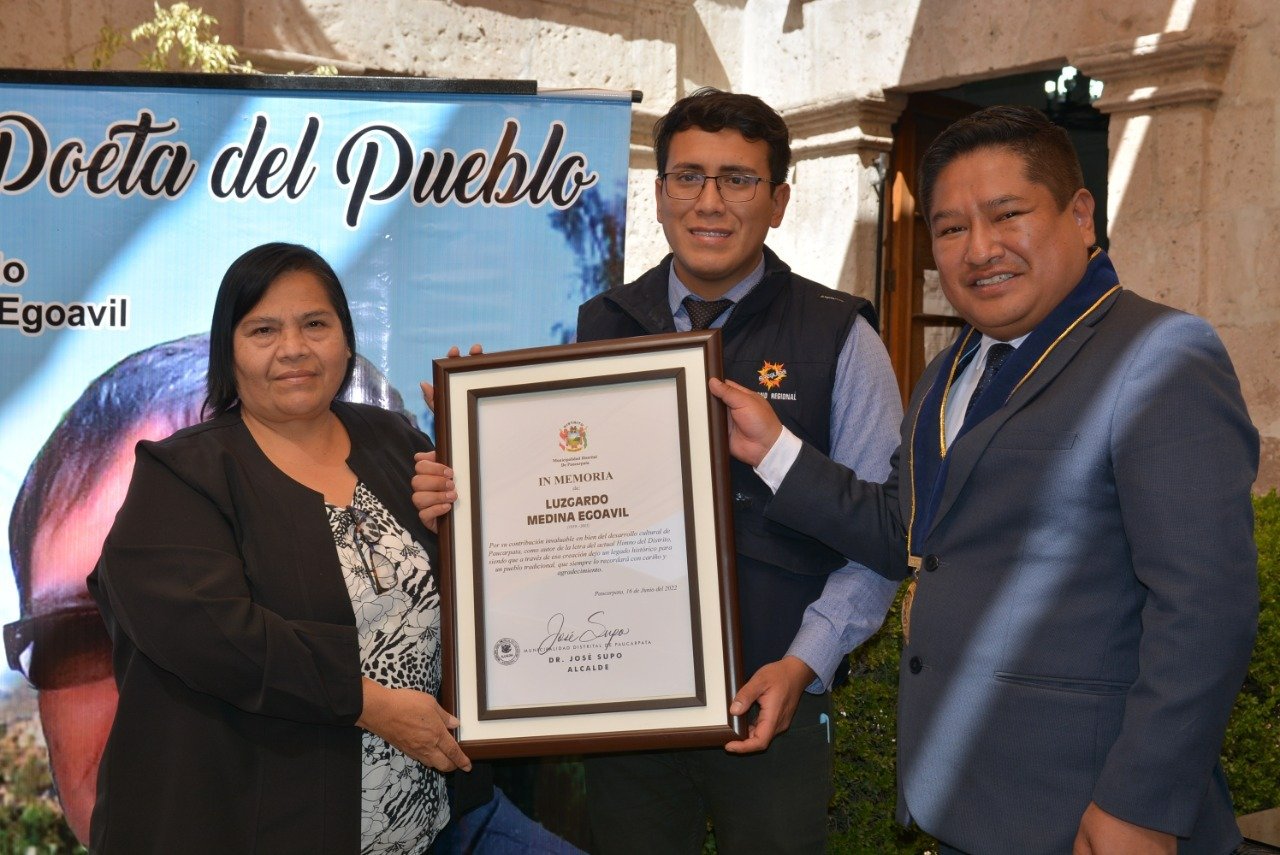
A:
767,289,1258,854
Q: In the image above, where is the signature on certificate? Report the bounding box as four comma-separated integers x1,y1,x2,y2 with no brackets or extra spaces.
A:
537,610,631,655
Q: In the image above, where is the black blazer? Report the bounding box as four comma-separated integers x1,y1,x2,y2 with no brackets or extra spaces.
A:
88,402,446,853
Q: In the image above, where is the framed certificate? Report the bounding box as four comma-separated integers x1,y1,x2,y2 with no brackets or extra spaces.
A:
433,331,744,758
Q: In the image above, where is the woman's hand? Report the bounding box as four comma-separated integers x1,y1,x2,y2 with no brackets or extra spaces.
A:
414,344,480,532
357,678,472,772
419,343,484,413
412,451,457,533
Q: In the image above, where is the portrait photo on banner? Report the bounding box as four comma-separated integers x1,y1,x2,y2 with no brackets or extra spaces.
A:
0,69,632,850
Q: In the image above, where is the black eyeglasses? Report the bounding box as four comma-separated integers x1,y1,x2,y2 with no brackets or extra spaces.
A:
341,506,399,594
660,171,776,202
3,604,113,690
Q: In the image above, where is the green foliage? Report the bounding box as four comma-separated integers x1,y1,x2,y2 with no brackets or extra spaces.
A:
128,2,243,72
1223,490,1280,814
0,720,86,854
87,25,125,72
829,587,936,854
65,2,243,72
65,2,338,75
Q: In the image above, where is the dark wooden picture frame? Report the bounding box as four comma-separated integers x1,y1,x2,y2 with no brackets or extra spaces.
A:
433,331,743,759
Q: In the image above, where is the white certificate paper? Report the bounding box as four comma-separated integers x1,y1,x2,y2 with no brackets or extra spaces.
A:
474,375,702,716
436,332,741,757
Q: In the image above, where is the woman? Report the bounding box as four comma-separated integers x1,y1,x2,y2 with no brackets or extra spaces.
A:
87,243,472,853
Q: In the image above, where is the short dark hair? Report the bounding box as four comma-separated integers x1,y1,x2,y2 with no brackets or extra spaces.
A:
8,334,208,610
204,242,356,418
653,87,792,185
917,105,1085,222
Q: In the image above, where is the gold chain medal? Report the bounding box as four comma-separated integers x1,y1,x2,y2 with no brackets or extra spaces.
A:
902,556,922,644
899,332,972,649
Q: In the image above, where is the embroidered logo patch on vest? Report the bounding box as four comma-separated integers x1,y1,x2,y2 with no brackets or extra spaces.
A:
757,360,787,390
558,421,587,452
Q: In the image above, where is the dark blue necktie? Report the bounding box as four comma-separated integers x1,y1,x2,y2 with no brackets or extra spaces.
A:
965,342,1015,418
682,296,733,330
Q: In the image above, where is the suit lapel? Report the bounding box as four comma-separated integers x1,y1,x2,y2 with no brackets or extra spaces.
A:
921,290,1121,537
928,322,1098,534
901,354,949,554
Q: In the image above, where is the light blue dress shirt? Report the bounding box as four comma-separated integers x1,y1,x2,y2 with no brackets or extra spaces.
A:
672,258,902,692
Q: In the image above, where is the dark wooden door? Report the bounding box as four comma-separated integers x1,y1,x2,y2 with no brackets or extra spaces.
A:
880,93,976,403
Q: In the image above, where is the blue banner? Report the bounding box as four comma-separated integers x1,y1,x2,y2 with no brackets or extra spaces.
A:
0,71,629,849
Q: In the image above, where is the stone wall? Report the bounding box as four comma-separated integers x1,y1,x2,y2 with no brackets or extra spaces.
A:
3,0,1276,488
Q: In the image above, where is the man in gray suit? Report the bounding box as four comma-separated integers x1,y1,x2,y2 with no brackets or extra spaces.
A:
710,105,1259,854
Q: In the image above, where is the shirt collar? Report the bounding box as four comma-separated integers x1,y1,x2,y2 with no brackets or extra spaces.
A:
667,255,767,328
969,331,1031,372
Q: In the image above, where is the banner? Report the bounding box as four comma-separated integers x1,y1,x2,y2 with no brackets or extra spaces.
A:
0,69,630,850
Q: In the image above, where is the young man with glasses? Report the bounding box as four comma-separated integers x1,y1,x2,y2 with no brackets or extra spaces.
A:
574,87,903,853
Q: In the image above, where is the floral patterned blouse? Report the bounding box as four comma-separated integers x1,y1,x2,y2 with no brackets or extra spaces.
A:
326,482,448,854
